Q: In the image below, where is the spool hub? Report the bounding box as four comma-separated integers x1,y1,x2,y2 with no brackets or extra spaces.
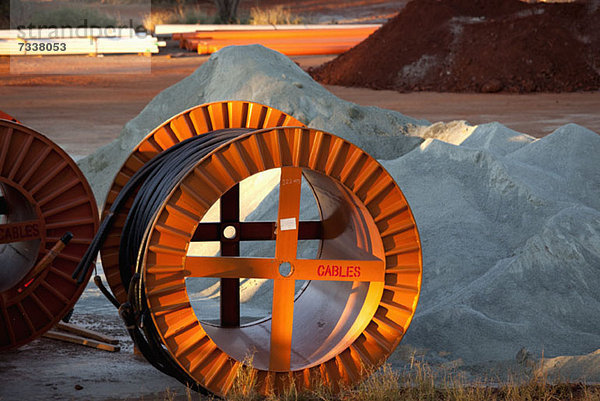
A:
0,118,99,351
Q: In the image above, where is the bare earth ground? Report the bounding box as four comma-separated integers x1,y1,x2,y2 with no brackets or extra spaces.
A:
2,54,599,157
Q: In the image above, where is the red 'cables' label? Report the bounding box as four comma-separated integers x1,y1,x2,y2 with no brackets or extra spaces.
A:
317,264,361,278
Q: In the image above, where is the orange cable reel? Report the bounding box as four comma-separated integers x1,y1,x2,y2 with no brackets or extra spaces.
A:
100,101,423,396
0,115,99,351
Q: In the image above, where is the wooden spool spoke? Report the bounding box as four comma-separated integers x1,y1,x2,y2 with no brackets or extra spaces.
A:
269,167,302,372
184,256,279,279
290,258,384,282
184,257,384,282
269,278,296,371
220,184,240,327
184,166,385,374
193,221,323,242
275,167,303,260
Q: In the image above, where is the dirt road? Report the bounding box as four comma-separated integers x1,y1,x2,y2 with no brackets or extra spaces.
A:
2,54,598,158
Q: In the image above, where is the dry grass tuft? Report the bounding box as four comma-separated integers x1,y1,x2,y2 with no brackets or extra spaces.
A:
223,355,600,401
248,5,303,25
229,354,261,401
344,363,402,401
142,3,305,31
142,8,216,32
142,0,216,32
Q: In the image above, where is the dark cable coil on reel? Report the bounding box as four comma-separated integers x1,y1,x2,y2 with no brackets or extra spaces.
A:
74,128,253,392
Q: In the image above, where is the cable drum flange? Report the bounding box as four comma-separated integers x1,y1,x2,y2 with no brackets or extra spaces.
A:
83,102,422,396
0,118,99,351
140,126,422,395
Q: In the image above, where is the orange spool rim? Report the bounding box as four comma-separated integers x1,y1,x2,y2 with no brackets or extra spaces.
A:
0,119,99,351
141,126,422,396
100,101,304,304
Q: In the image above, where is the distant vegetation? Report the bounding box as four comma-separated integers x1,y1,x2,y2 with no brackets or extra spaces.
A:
142,7,219,32
0,1,9,28
29,7,117,28
142,1,305,31
249,5,304,25
9,0,119,28
5,0,305,32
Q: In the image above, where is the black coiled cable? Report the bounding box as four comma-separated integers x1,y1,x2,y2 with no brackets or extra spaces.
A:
73,128,254,392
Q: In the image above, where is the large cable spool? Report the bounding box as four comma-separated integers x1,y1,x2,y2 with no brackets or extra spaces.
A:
0,117,99,351
90,101,422,396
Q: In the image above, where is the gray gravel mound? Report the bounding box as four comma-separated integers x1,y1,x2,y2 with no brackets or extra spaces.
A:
79,45,427,203
384,123,600,364
461,122,534,156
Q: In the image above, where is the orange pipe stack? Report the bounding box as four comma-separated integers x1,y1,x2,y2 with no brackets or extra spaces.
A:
174,26,378,56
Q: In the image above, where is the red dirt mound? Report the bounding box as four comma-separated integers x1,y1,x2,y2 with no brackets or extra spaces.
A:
310,0,600,93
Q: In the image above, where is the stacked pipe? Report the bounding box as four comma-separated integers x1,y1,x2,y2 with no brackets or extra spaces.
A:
76,101,422,396
173,25,379,56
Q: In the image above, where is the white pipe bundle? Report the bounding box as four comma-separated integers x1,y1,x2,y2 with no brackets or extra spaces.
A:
155,23,381,35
